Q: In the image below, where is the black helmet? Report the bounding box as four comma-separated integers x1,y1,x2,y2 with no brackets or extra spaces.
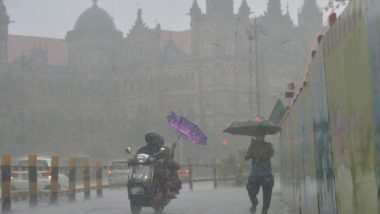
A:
145,132,164,146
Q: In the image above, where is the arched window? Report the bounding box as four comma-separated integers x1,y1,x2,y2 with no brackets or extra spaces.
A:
77,117,84,134
202,102,213,116
87,116,95,134
201,64,212,86
203,29,212,56
177,108,184,116
186,107,195,120
202,102,214,127
97,116,105,133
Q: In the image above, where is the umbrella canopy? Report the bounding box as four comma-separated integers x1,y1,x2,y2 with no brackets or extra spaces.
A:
223,117,281,137
167,112,208,145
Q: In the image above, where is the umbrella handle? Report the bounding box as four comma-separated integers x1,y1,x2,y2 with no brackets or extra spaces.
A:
171,134,182,159
171,139,179,159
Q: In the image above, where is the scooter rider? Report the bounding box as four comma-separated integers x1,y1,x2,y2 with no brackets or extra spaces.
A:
136,132,164,156
128,132,174,214
136,132,181,198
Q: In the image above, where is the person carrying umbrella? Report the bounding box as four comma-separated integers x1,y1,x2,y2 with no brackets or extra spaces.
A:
245,133,274,214
223,116,280,214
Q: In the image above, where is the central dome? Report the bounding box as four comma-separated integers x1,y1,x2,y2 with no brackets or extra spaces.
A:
66,1,122,41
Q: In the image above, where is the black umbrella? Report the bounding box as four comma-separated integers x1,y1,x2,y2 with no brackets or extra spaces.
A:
223,117,281,137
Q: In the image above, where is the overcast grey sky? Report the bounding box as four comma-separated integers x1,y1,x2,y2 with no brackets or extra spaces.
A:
4,0,330,39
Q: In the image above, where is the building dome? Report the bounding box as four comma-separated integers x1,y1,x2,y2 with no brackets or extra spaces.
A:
66,1,122,41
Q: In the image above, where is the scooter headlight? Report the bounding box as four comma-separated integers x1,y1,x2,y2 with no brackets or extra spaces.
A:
130,186,145,194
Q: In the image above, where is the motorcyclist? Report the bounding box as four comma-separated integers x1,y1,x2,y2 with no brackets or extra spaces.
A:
136,132,164,156
136,132,181,198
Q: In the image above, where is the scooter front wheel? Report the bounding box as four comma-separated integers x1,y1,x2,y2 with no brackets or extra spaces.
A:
154,206,164,214
130,201,142,214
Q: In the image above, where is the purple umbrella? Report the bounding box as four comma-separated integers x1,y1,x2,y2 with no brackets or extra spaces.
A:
167,112,207,145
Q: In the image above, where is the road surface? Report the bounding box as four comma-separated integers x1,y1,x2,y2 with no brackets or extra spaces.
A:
11,182,294,214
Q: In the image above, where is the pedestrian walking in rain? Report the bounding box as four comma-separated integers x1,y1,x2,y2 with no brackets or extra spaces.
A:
245,134,274,214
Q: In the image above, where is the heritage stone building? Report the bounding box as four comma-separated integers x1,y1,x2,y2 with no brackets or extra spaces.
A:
0,0,322,160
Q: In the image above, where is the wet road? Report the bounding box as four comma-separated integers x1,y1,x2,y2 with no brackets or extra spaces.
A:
11,182,294,214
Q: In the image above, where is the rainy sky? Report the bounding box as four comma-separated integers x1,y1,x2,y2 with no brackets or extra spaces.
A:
4,0,332,39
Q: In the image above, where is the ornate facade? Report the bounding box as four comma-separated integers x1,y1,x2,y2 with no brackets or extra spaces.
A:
0,0,322,160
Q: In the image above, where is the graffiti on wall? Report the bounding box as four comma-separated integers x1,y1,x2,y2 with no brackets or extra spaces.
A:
333,104,351,180
281,1,380,213
312,60,337,214
367,0,380,197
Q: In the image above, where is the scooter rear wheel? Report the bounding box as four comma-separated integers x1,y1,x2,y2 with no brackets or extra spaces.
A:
130,201,142,214
154,207,164,214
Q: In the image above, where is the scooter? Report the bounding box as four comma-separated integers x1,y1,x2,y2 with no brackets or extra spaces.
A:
126,147,172,214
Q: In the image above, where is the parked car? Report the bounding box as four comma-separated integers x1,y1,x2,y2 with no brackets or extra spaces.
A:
108,160,130,186
11,157,69,191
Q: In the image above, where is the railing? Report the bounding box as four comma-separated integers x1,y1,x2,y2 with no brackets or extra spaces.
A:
0,154,114,212
1,155,237,212
182,159,235,191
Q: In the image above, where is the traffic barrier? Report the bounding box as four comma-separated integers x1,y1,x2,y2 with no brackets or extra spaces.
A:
1,154,231,212
187,159,193,191
82,160,90,200
0,154,124,212
28,155,37,207
184,159,232,191
1,155,11,213
212,160,217,189
49,156,59,205
96,160,102,198
68,157,76,202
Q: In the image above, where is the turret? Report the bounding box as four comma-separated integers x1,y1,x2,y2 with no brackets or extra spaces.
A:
284,4,293,26
0,0,10,63
189,0,202,22
238,0,250,19
205,0,233,16
124,9,162,64
267,0,282,17
298,0,323,29
189,0,203,57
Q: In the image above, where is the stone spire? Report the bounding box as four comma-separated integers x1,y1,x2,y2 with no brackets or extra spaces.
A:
238,0,250,17
155,23,161,38
300,0,321,15
0,0,9,24
286,3,290,15
189,0,202,17
0,0,9,62
267,0,282,16
284,3,293,25
135,8,144,26
189,0,203,57
298,0,323,28
205,0,233,16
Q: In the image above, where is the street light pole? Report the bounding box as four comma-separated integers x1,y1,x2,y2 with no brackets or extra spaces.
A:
248,31,254,117
254,18,260,116
247,18,261,117
247,19,289,118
